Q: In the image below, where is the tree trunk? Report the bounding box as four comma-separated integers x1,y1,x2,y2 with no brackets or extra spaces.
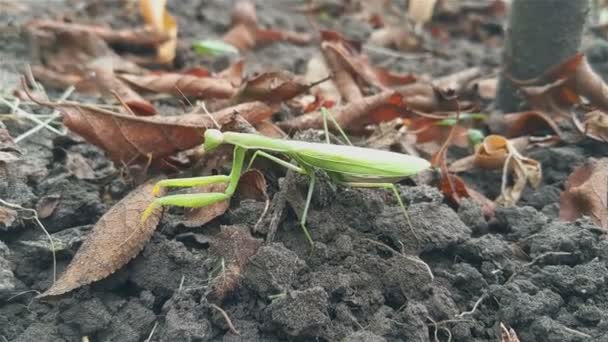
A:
496,0,590,112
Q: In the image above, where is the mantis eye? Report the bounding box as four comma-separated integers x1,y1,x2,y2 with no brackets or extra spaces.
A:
204,129,224,152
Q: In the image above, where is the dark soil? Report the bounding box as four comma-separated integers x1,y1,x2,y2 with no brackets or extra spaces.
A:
2,1,608,342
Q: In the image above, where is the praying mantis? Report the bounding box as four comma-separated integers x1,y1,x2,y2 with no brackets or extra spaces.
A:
142,110,431,246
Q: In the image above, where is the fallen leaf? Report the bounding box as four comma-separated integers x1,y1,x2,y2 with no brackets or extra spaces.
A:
28,90,274,166
559,158,608,230
26,19,170,47
473,134,510,170
500,323,521,342
82,61,157,116
440,173,495,218
408,0,438,25
0,123,21,163
39,180,163,297
236,70,321,103
209,225,262,300
515,54,608,115
572,109,608,142
368,26,421,51
66,153,96,180
36,195,61,219
491,111,563,138
0,207,18,229
120,73,237,99
139,0,178,64
496,155,542,207
223,1,311,52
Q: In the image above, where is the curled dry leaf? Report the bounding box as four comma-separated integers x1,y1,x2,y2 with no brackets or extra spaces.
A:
26,19,170,47
66,153,95,180
82,62,156,116
516,54,608,115
488,111,563,138
0,207,18,230
39,180,163,297
408,0,438,25
36,195,61,219
139,0,178,64
120,73,236,99
496,154,541,207
236,70,319,104
559,158,608,230
223,1,311,52
440,173,495,218
29,92,273,165
500,323,521,342
209,225,262,300
572,109,608,142
0,123,21,163
474,134,510,169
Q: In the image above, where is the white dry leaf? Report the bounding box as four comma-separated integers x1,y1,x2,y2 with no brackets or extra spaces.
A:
408,0,438,25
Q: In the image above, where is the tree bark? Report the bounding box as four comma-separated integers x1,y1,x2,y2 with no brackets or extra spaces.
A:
496,0,590,112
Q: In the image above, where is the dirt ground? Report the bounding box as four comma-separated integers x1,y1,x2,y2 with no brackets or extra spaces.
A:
2,1,608,341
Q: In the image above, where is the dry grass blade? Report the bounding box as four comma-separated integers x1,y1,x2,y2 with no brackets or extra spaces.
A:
39,180,163,298
499,323,520,342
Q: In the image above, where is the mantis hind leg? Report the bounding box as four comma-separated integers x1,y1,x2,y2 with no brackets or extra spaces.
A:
246,150,307,174
320,107,352,146
337,181,420,246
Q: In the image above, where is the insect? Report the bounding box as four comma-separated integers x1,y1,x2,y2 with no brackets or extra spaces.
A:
142,119,431,246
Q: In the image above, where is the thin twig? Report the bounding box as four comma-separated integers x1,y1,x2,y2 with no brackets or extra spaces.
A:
0,199,56,283
364,238,434,281
145,321,159,342
457,293,487,318
506,251,573,283
0,97,64,136
210,304,240,336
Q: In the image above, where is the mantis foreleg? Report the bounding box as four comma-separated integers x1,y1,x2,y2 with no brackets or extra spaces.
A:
143,146,247,222
338,181,420,245
151,175,230,196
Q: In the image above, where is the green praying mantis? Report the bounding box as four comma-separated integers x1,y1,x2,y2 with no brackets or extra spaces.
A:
142,109,431,246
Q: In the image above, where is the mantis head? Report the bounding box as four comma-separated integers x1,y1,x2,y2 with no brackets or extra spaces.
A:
203,129,224,152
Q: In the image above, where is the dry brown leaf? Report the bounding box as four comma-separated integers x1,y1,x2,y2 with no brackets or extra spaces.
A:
368,26,421,51
28,91,273,166
66,153,95,180
82,62,157,116
497,111,563,138
516,54,608,116
473,134,511,169
440,173,495,218
209,225,262,300
223,1,311,52
26,19,170,47
139,0,178,64
0,207,18,229
120,73,236,99
36,195,61,220
236,70,318,103
254,120,287,138
499,323,521,342
559,158,608,230
408,0,438,25
39,180,163,298
572,109,608,142
0,123,21,163
496,155,542,207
